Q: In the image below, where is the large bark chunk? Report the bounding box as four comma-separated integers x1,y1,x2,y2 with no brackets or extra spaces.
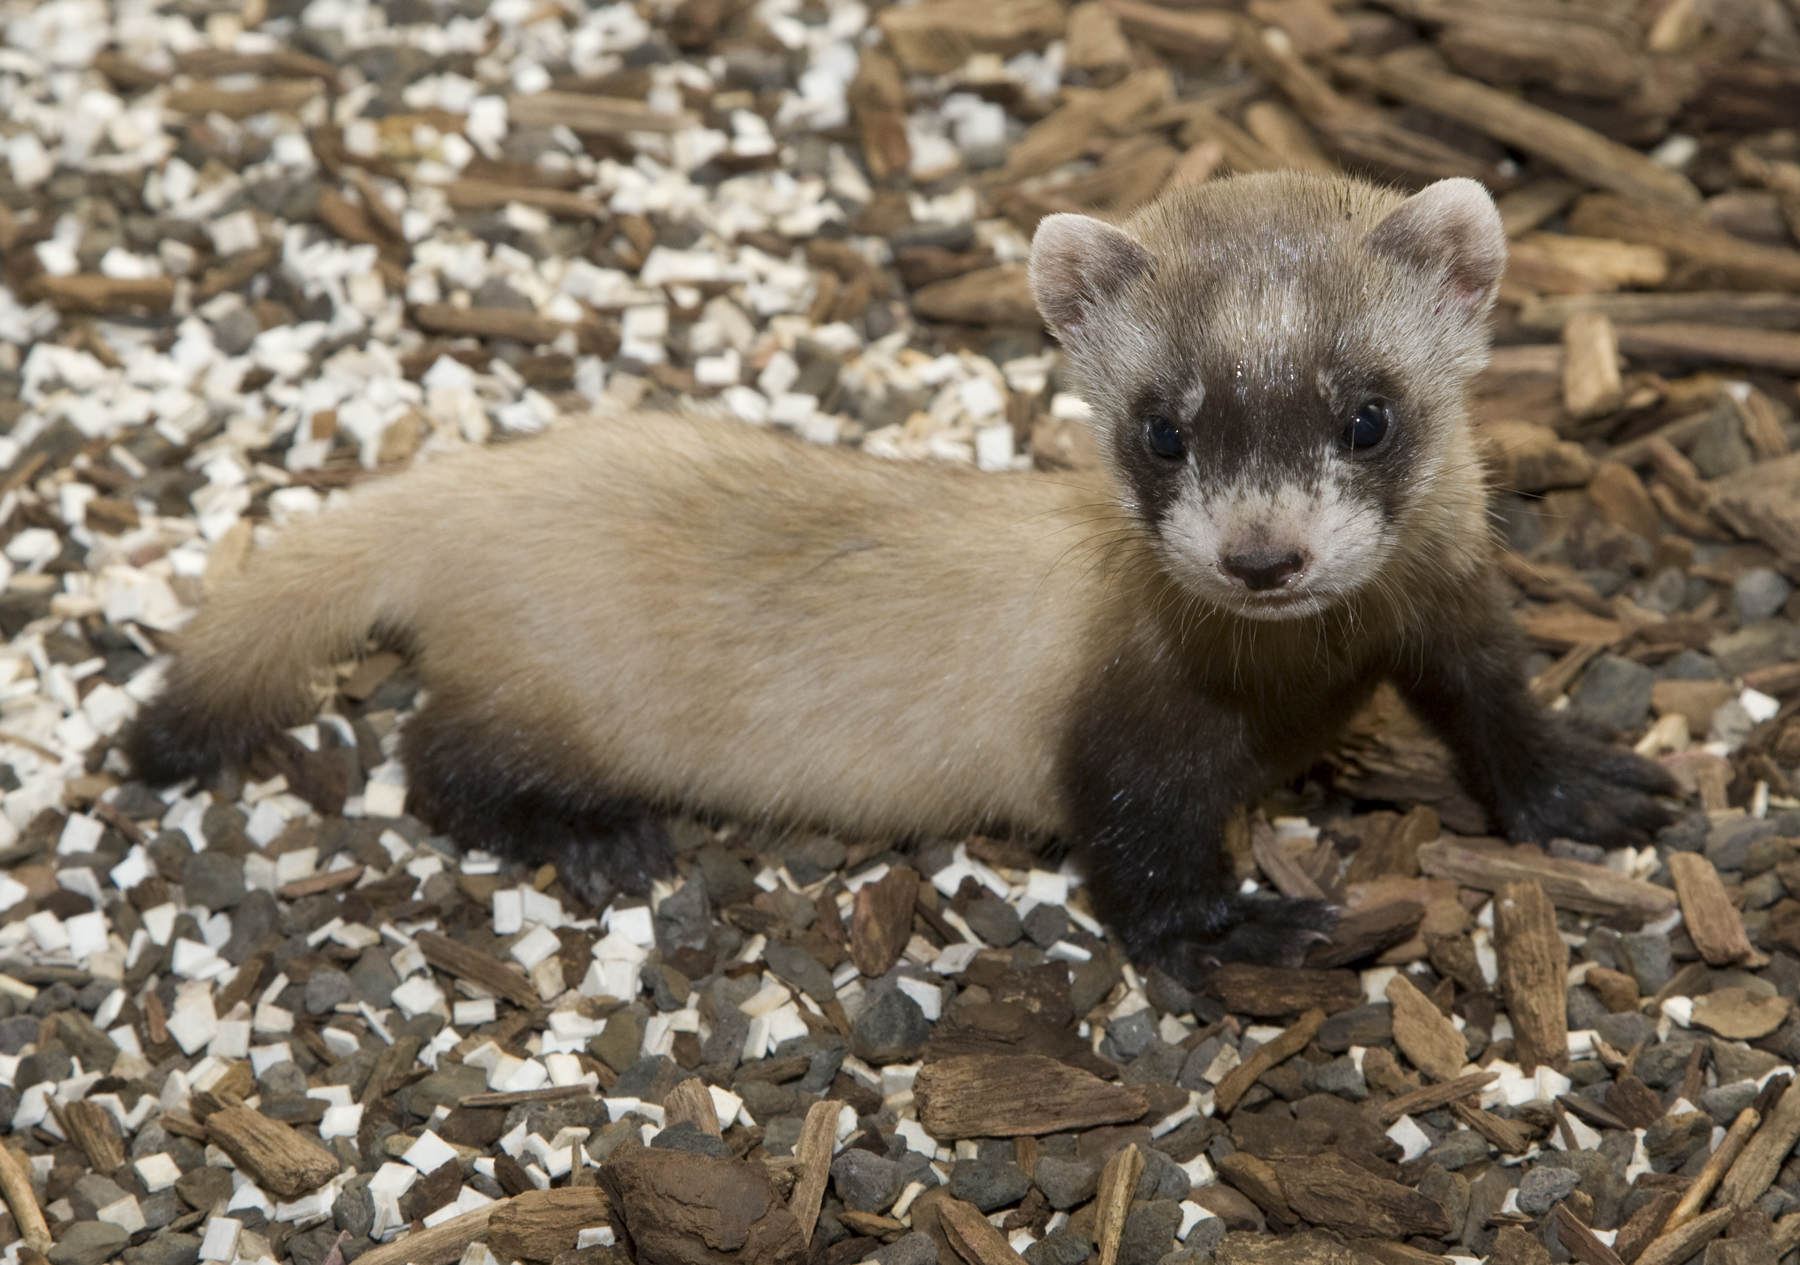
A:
914,1055,1148,1138
599,1146,805,1265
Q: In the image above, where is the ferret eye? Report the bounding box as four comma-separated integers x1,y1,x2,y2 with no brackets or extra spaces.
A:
1340,401,1390,453
1146,414,1186,459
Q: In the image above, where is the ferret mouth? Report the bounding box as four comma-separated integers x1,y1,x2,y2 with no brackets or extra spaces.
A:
1227,585,1333,621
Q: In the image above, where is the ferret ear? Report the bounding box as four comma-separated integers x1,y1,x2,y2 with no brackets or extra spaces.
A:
1030,213,1156,343
1368,178,1506,315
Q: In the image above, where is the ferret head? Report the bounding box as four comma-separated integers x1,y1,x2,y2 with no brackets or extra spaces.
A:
1029,172,1504,622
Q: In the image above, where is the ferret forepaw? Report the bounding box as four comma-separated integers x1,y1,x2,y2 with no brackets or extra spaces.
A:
1142,896,1340,984
1494,726,1678,849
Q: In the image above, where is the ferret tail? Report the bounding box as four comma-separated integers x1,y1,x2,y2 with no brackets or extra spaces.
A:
122,505,410,787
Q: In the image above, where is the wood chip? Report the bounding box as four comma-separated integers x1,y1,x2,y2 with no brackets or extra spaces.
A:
1279,1152,1451,1238
1307,900,1426,969
1205,964,1361,1017
1719,1079,1800,1209
1418,839,1677,917
1377,1071,1499,1123
0,1144,50,1254
1336,50,1700,207
165,79,321,118
485,1187,612,1262
356,1205,496,1265
415,930,540,1007
32,275,175,314
508,92,694,134
1709,453,1800,569
787,1099,841,1244
1668,1107,1762,1231
1557,1204,1628,1265
662,1078,721,1137
411,304,569,347
913,1055,1148,1138
54,1100,126,1173
1386,972,1468,1082
1564,311,1625,419
1635,1207,1734,1265
1668,853,1760,966
204,1105,339,1199
1096,1144,1145,1265
1493,880,1569,1074
1214,1008,1325,1114
937,1196,1029,1265
1217,1152,1294,1225
911,265,1037,327
598,1146,805,1264
850,865,919,977
877,0,1066,75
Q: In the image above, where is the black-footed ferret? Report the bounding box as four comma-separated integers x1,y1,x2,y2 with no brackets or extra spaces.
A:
124,172,1674,979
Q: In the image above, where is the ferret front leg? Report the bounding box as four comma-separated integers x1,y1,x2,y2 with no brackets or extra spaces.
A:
1062,718,1335,981
1393,583,1677,847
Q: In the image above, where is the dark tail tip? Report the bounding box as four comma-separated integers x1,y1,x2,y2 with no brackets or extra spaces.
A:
121,694,266,788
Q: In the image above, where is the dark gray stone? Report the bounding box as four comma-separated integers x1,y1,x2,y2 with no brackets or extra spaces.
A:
1594,1009,1655,1052
349,947,399,1007
1424,1130,1490,1170
335,1177,375,1238
651,1119,732,1158
1318,1003,1390,1052
306,965,353,1015
71,1175,129,1221
1734,568,1793,625
653,877,711,952
694,844,757,905
1571,654,1655,732
1301,1055,1367,1100
182,851,246,910
1125,1039,1187,1086
1107,1008,1157,1060
851,987,930,1064
395,1062,487,1120
1023,903,1070,949
1712,1041,1782,1084
773,1034,849,1093
590,1003,649,1074
0,1014,37,1054
949,1159,1030,1212
48,1221,130,1265
1700,1081,1759,1121
1567,985,1608,1031
1710,620,1800,677
1637,1040,1700,1088
122,1232,202,1265
874,1232,939,1265
1027,1231,1094,1265
1034,1154,1102,1208
1120,1200,1185,1265
764,941,835,1004
175,1166,233,1212
1519,1165,1581,1215
962,898,1022,947
1139,1147,1191,1202
1708,818,1782,873
783,836,847,886
1169,1216,1227,1260
1656,649,1722,681
256,1060,308,1098
220,889,277,964
832,1148,903,1213
1618,932,1674,994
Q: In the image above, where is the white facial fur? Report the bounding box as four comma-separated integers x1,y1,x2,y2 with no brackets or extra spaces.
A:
1153,444,1398,621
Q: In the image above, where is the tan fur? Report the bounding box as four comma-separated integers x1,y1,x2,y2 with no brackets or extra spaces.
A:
175,415,1141,838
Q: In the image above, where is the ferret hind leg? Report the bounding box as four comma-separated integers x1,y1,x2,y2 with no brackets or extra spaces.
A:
398,690,673,909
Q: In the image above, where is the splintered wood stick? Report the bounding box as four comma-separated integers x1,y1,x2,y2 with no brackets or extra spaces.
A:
0,1144,51,1253
1666,1107,1762,1230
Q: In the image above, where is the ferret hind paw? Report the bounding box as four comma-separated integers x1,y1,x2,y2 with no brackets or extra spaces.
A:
1143,896,1339,983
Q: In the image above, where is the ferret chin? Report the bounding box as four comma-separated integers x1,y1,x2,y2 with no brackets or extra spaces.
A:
122,171,1677,984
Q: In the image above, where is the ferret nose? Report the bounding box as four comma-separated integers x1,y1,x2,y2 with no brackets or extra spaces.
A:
1222,549,1306,591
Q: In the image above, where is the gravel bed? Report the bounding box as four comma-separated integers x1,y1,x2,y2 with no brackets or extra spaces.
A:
0,2,1798,1265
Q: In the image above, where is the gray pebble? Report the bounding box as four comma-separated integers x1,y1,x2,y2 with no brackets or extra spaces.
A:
1034,1154,1102,1208
1173,1216,1227,1259
1657,649,1722,681
590,1004,649,1075
122,1232,202,1265
48,1222,130,1265
694,843,757,905
831,1147,903,1213
949,1159,1031,1212
1708,818,1781,873
1734,568,1794,625
0,1015,37,1055
1070,954,1121,1017
1424,1130,1490,1170
962,897,1022,947
395,1062,486,1119
1518,1165,1580,1214
182,850,246,910
851,987,931,1064
256,1060,308,1098
1120,1200,1185,1265
1301,1054,1367,1100
1571,654,1655,732
1700,1081,1759,1121
1594,1009,1654,1052
71,1175,128,1221
1026,1231,1094,1265
874,1233,939,1265
651,1119,732,1158
349,947,399,1008
1566,985,1609,1031
334,1177,375,1238
175,1166,233,1212
782,835,847,886
764,941,836,1004
1709,620,1800,677
220,890,277,964
1617,932,1674,994
306,965,354,1015
1318,1003,1390,1053
1636,1040,1699,1088
1107,1009,1158,1060
1139,1147,1192,1202
652,877,711,952
1713,1043,1783,1084
1023,903,1070,949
